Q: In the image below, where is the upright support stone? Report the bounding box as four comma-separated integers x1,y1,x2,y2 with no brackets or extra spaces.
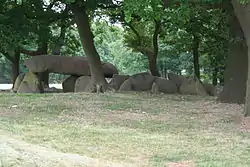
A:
17,71,43,93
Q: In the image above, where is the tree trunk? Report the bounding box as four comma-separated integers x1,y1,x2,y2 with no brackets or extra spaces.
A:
142,52,161,76
218,7,247,104
70,4,108,92
245,46,250,116
192,34,200,80
37,40,49,88
52,22,66,55
212,67,218,86
12,49,20,87
30,21,50,89
150,19,161,77
148,54,161,77
231,0,250,116
164,60,167,78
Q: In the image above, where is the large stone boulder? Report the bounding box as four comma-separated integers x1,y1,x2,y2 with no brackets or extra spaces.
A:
12,73,25,93
180,77,208,96
202,82,216,96
119,72,156,92
151,82,159,94
151,77,178,94
74,76,93,93
62,75,79,93
24,55,118,77
17,71,42,93
168,73,186,91
129,72,156,91
119,79,132,91
110,74,130,90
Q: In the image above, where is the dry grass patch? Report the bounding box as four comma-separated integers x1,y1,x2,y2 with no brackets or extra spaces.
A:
0,92,250,167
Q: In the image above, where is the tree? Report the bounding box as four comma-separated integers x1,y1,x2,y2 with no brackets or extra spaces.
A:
218,4,247,104
231,0,250,116
111,0,165,76
199,9,228,85
164,0,250,116
122,17,161,76
62,0,121,92
0,0,71,87
161,0,249,111
0,0,33,85
162,4,227,81
92,20,149,75
69,3,107,92
19,0,71,87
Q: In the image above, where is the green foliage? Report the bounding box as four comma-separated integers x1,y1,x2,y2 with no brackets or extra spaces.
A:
123,0,164,22
0,0,230,84
158,43,193,76
0,1,30,54
160,5,228,81
123,19,155,52
56,26,84,56
92,20,148,75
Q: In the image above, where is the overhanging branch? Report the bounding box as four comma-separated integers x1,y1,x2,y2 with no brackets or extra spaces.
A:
124,21,142,46
0,51,14,62
20,48,43,56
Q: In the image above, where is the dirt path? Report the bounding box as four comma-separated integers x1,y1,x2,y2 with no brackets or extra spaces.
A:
0,133,131,167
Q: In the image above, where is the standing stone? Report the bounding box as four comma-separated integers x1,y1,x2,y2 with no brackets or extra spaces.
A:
119,79,132,91
180,77,208,96
17,71,42,93
152,77,178,94
12,73,25,93
151,82,160,94
74,76,92,92
168,73,186,91
202,82,216,96
109,74,129,90
62,75,79,93
129,72,156,91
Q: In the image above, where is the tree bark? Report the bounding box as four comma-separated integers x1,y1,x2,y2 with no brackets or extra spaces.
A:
151,19,161,77
218,6,247,105
245,46,250,116
70,4,108,92
37,41,49,88
192,34,200,80
231,0,250,116
127,18,161,77
149,54,161,77
6,47,20,87
11,49,20,87
52,22,66,55
164,60,167,78
141,51,161,77
212,67,218,86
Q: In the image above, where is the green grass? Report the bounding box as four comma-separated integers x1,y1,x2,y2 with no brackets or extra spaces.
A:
0,92,249,167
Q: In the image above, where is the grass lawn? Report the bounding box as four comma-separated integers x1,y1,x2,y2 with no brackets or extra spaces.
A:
0,92,250,167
